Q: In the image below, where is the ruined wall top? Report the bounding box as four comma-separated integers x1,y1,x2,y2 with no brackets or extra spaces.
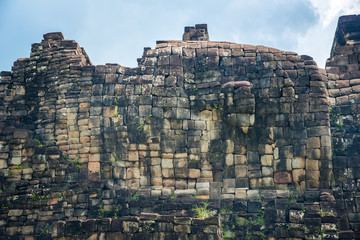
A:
331,14,360,57
182,24,209,41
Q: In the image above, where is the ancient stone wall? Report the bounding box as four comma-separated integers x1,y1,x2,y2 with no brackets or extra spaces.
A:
0,29,332,197
326,14,360,236
0,16,359,239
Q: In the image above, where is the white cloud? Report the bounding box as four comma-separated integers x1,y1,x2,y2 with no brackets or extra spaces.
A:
308,0,360,27
294,0,360,68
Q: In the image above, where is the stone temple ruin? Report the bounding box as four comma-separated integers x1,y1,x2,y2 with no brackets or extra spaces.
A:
1,14,360,239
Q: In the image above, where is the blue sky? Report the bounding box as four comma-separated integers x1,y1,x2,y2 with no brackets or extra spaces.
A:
1,0,360,71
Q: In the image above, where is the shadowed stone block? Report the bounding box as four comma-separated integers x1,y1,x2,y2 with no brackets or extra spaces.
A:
274,171,292,183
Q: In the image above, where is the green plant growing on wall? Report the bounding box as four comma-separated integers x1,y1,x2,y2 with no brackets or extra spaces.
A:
330,106,343,129
171,193,177,199
301,206,307,213
222,229,236,239
100,152,120,174
34,139,44,147
114,105,119,118
63,154,70,161
14,164,23,170
331,138,346,155
1,203,9,210
320,209,331,217
334,175,349,181
38,224,50,236
192,201,217,219
39,224,50,236
213,103,223,110
246,232,267,239
137,119,146,131
7,168,13,177
31,193,50,201
215,153,224,158
241,209,266,239
136,114,152,133
191,193,198,199
72,157,84,168
220,206,233,215
100,167,112,173
109,153,120,163
130,193,139,200
98,204,112,218
289,190,299,203
113,206,120,219
179,122,184,134
113,94,120,117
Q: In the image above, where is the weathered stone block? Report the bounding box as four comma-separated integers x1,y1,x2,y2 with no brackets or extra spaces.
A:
306,137,321,149
199,110,212,121
274,171,292,183
174,152,187,159
306,159,319,171
261,155,273,166
262,167,273,177
234,155,247,165
250,178,262,188
289,210,304,223
52,221,65,238
0,159,7,169
127,168,140,179
139,105,152,117
8,209,23,217
225,154,233,166
129,151,139,161
174,158,188,168
89,154,100,162
9,157,21,165
174,224,191,233
306,171,320,180
292,169,305,182
262,177,274,188
151,165,162,177
292,157,305,169
162,168,174,178
163,179,175,187
123,221,139,233
162,159,173,168
247,151,259,164
235,165,248,178
189,169,200,178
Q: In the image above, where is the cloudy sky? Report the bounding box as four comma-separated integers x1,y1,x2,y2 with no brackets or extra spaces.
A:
1,0,360,71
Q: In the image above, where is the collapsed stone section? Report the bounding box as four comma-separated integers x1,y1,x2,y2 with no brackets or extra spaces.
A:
183,24,209,41
331,14,360,57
